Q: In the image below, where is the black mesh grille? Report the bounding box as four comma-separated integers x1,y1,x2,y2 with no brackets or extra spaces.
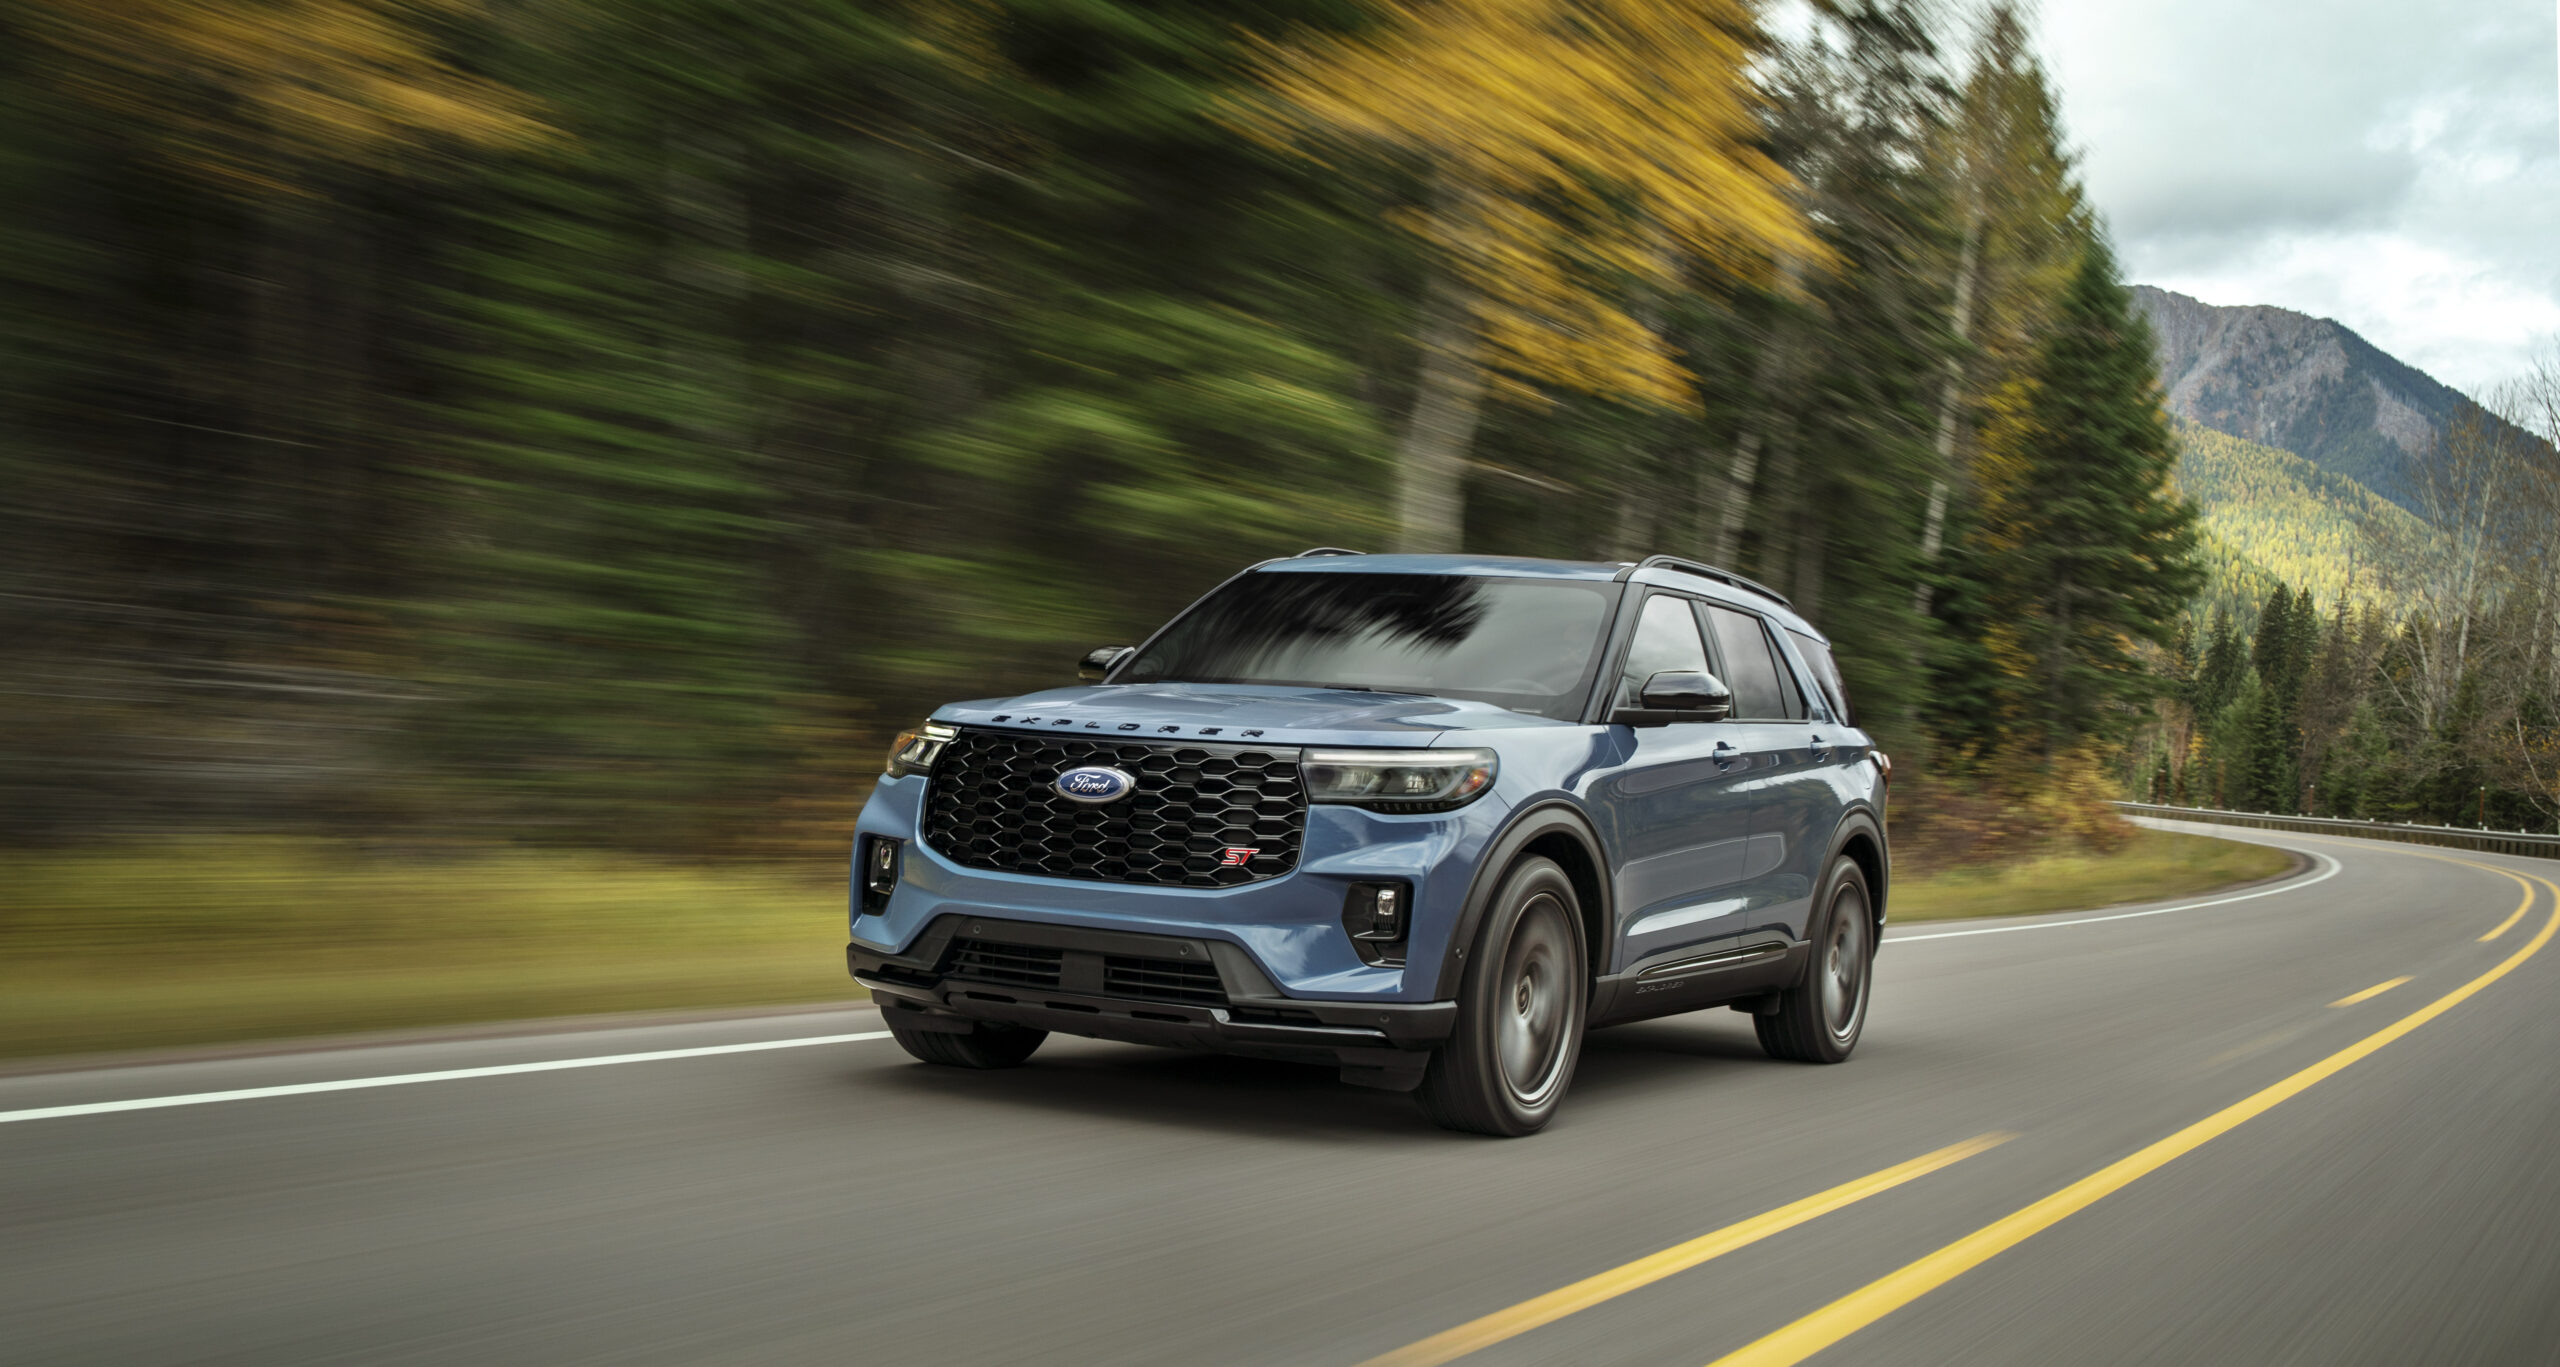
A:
921,729,1305,887
1103,955,1227,1006
947,938,1063,990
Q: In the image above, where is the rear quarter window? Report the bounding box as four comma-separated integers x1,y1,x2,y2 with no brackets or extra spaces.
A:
1787,629,1852,724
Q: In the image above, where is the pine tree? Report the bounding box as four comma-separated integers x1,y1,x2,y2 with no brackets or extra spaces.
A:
2195,604,2247,720
1967,235,2201,761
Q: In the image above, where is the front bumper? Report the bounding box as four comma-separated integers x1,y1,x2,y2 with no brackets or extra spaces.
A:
850,914,1456,1090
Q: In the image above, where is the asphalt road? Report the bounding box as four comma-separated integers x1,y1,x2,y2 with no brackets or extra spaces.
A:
9,821,2560,1367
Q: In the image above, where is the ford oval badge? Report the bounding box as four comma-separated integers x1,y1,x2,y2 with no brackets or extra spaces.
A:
1054,765,1136,805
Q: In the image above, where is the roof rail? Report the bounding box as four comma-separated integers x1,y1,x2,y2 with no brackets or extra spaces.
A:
1294,546,1366,558
1615,555,1793,607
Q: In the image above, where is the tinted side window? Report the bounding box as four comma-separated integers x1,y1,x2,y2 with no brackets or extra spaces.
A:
1787,629,1852,724
1613,594,1710,710
1703,605,1796,720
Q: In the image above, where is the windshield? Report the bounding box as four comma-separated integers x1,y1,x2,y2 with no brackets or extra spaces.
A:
1120,572,1618,720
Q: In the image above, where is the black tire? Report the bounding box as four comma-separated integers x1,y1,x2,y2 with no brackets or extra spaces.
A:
1416,856,1588,1136
886,1013,1047,1069
1756,855,1874,1063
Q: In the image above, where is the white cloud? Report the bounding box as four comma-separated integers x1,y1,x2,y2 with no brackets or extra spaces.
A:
2036,0,2560,392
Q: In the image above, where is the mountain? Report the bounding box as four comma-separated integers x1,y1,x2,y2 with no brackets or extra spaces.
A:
2131,285,2484,510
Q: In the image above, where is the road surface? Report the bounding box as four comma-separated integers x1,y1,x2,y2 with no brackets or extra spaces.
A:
8,821,2560,1366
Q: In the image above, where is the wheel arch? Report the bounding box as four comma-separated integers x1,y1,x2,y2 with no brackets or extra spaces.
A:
1431,800,1613,1000
1827,807,1889,929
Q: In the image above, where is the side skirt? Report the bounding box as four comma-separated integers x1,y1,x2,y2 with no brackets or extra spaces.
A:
1590,936,1809,1028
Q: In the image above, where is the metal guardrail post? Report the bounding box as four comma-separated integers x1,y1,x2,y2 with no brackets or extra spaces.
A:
2111,802,2560,862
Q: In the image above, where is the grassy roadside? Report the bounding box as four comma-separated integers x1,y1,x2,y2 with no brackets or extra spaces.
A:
2,825,2295,1060
0,841,858,1060
1889,826,2294,924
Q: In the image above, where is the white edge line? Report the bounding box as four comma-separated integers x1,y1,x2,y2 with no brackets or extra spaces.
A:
0,830,2362,1125
0,1031,893,1126
1884,849,2341,944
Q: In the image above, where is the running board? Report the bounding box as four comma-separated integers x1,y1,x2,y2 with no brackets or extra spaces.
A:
1636,941,1787,982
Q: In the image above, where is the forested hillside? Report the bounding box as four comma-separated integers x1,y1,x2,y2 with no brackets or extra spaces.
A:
2131,374,2560,832
2172,421,2420,623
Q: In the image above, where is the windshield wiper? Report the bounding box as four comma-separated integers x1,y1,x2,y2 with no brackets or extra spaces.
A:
1307,683,1431,696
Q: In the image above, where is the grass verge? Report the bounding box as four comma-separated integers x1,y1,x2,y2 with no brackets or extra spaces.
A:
3,826,2297,1060
1890,826,2295,924
0,840,857,1060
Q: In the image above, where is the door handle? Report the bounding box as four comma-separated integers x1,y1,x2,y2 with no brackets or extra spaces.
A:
1712,739,1738,767
1808,733,1830,761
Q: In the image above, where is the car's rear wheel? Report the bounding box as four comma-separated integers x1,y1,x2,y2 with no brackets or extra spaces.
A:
885,1013,1047,1069
1416,856,1587,1136
1756,855,1873,1063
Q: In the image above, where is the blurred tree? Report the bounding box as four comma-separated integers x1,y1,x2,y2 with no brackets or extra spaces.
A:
26,0,543,193
1246,0,1820,550
1908,4,2083,614
0,0,2240,853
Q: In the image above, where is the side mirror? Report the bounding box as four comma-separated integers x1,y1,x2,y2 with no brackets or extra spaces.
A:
1078,646,1135,682
1616,669,1732,724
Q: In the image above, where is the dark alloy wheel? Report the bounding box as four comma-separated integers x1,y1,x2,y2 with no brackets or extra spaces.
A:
1756,855,1874,1063
1416,856,1588,1136
885,1013,1048,1069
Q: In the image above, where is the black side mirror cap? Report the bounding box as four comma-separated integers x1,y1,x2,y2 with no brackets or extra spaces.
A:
1078,646,1135,682
1614,669,1733,724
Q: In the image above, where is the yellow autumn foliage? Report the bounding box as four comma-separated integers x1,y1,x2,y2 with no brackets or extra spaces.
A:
1244,0,1823,407
28,0,545,194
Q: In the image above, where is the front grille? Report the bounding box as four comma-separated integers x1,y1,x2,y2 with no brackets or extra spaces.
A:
1103,954,1227,1006
922,729,1305,887
947,937,1063,990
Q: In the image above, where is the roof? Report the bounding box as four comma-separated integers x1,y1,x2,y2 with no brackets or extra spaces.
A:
1253,553,1624,582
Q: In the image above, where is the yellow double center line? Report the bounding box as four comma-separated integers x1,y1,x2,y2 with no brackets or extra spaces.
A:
1704,855,2556,1367
1357,1133,2013,1367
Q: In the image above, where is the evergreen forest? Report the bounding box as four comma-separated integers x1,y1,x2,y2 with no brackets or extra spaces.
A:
2130,389,2560,833
1,0,2220,859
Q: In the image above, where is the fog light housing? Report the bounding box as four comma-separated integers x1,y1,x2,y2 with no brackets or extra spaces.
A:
1342,881,1411,966
859,836,902,916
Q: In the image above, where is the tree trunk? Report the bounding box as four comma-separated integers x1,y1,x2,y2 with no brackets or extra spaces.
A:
1912,189,1984,615
1393,261,1485,553
1710,254,1805,568
1792,493,1825,618
1710,427,1760,566
1609,478,1653,561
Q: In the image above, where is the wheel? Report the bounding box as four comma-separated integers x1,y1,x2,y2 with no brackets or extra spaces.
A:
1756,855,1874,1063
1416,856,1588,1136
885,1012,1047,1069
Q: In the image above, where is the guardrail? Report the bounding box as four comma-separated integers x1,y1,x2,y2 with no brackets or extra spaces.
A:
2114,802,2560,861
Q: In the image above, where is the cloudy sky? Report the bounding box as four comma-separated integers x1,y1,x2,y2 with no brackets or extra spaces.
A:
2037,0,2556,393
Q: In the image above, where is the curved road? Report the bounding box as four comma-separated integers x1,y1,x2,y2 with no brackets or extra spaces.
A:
8,822,2560,1366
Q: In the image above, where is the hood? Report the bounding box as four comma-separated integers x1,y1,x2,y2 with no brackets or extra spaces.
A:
930,683,1572,749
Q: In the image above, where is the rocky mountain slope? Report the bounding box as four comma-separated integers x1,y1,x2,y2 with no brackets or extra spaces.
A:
2131,285,2485,509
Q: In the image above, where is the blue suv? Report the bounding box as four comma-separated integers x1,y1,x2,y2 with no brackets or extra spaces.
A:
848,551,1888,1135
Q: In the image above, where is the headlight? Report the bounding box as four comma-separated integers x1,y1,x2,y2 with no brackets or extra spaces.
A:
885,721,957,778
1302,748,1496,812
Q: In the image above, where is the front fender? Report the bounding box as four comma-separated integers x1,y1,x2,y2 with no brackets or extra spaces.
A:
1425,799,1614,999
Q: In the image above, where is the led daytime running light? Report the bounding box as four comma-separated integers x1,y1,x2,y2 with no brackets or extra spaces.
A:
885,721,958,778
1302,748,1497,810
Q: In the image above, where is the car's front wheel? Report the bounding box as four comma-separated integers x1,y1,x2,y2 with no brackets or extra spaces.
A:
1416,856,1587,1136
1755,854,1874,1063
